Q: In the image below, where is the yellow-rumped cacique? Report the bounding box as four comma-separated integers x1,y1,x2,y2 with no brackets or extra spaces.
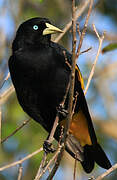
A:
8,17,111,173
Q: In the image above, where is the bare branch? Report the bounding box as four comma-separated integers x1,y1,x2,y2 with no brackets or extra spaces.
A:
0,147,43,171
72,91,78,115
34,113,59,180
77,22,81,37
54,0,90,43
0,72,10,90
45,1,77,179
95,163,117,180
76,0,94,60
1,119,31,144
84,24,105,95
48,114,59,143
48,2,77,178
0,85,15,104
17,163,23,180
46,145,64,180
73,159,77,180
46,1,94,179
63,50,72,70
37,145,62,180
80,46,92,55
34,152,47,180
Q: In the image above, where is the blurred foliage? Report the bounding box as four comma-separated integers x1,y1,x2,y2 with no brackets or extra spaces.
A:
0,0,117,180
97,0,117,22
102,43,117,53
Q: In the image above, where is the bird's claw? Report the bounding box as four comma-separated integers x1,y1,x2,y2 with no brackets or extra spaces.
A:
43,140,56,153
57,104,68,118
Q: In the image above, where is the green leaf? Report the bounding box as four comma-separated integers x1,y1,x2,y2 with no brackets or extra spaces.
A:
102,43,117,53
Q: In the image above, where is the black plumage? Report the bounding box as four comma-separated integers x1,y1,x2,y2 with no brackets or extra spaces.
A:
8,17,111,173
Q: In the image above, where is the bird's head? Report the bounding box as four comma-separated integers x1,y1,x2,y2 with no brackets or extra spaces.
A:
13,17,63,50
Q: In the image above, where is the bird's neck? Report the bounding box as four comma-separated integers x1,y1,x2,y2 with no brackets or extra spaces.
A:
12,34,51,52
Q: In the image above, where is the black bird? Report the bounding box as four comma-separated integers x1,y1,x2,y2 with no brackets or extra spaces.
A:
8,17,111,173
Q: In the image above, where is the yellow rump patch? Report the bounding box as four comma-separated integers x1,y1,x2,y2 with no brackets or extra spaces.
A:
60,110,92,147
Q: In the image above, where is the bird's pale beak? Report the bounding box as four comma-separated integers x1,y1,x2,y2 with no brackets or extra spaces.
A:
43,23,63,35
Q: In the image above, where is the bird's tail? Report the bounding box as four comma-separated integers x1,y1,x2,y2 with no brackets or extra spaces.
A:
81,143,112,173
66,134,112,173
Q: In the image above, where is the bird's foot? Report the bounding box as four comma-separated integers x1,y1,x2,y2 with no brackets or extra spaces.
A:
57,104,68,118
43,140,56,153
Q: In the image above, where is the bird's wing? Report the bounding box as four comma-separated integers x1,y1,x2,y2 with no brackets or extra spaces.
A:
51,41,97,144
75,64,84,90
71,67,97,146
61,64,111,172
51,42,84,90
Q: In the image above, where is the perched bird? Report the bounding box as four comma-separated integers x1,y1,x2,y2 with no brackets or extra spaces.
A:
8,17,111,173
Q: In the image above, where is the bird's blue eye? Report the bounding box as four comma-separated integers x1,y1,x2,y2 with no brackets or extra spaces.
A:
33,25,38,30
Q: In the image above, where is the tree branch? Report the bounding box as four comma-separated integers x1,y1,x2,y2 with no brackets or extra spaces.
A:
73,159,77,180
54,0,90,43
46,1,94,179
34,114,59,180
1,119,31,144
95,163,117,180
37,145,62,180
76,0,93,60
0,85,14,105
84,24,105,95
45,1,77,179
0,147,43,171
17,163,23,180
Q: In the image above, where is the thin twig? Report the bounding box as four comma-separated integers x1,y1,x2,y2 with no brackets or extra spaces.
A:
63,50,72,70
46,145,64,180
34,152,47,180
76,0,93,60
0,147,43,171
43,125,64,180
1,118,31,144
95,163,117,180
0,85,15,104
17,163,23,180
84,24,105,95
73,159,77,180
88,177,95,180
0,72,10,89
34,115,59,179
72,91,78,115
77,22,81,37
65,0,76,134
48,113,59,143
37,145,62,180
80,46,92,55
34,112,59,180
54,0,90,43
